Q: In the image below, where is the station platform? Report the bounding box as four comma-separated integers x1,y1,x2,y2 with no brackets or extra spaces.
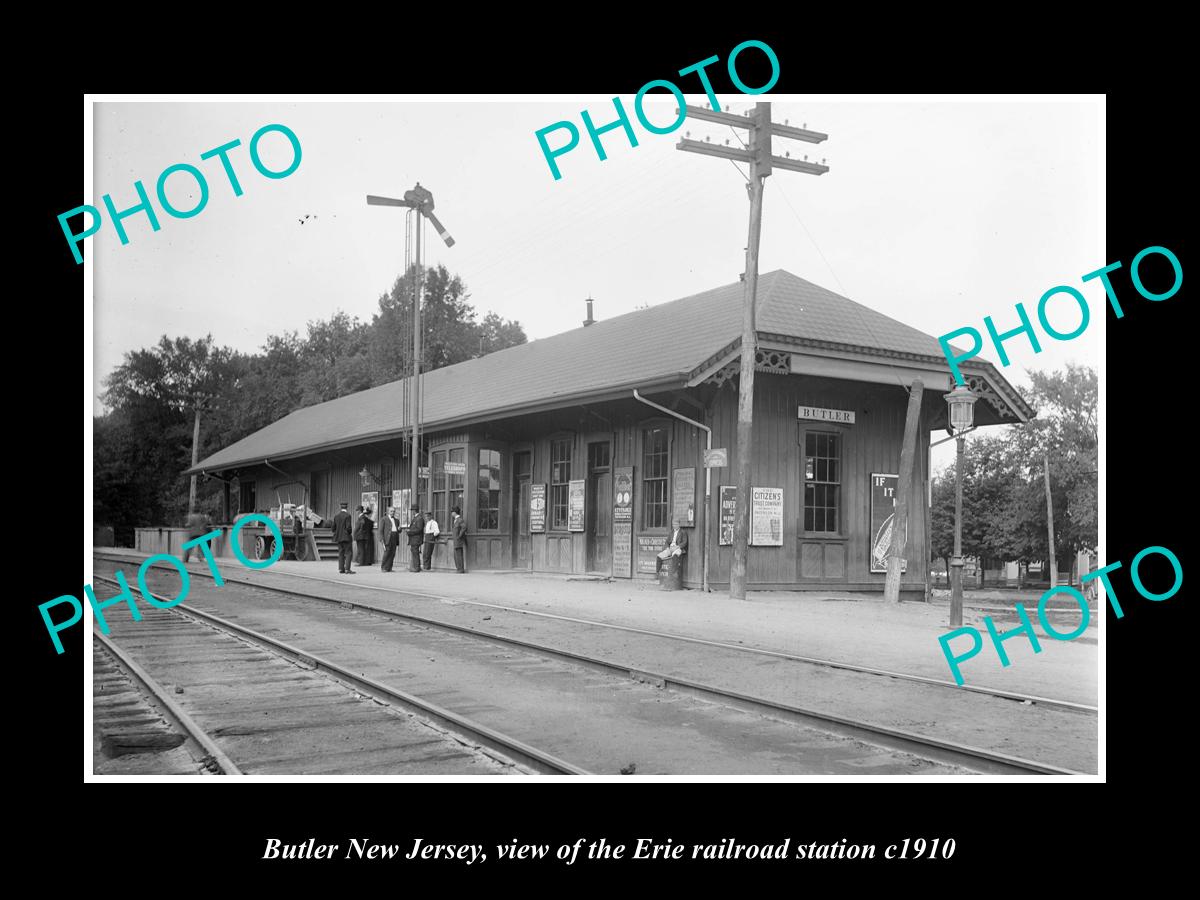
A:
92,548,1100,708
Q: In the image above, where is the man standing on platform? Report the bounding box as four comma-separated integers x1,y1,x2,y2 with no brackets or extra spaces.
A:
380,506,400,573
422,511,441,571
451,505,468,573
406,504,425,572
332,501,354,575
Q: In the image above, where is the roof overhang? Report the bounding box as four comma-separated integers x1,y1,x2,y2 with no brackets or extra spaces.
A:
689,333,1036,426
186,372,689,476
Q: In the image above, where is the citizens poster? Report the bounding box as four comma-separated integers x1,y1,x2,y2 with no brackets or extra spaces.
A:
750,486,783,547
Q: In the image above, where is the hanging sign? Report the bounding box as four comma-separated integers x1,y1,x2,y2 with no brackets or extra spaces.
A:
798,405,855,424
870,473,907,573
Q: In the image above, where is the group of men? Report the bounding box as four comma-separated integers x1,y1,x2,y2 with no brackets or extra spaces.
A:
330,502,468,576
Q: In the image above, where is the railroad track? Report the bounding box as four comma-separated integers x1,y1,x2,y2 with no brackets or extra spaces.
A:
91,575,585,776
94,551,1095,714
93,631,241,774
95,557,1090,775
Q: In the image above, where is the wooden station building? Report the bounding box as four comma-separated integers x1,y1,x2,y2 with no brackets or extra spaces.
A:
187,270,1033,598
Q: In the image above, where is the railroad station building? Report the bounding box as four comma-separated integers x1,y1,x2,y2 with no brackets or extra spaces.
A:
185,270,1033,598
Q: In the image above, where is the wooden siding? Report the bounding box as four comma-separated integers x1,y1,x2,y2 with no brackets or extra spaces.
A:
222,373,933,591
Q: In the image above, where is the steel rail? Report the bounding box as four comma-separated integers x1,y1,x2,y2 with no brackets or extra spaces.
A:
99,565,1087,776
95,551,1097,714
93,575,590,777
93,629,244,775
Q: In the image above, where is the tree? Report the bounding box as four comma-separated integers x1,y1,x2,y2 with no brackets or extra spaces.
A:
95,266,527,534
930,364,1098,586
102,335,239,523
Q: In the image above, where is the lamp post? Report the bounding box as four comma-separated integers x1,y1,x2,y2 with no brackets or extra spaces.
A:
944,383,978,628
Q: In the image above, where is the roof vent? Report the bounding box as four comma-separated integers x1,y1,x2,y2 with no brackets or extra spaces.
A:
583,296,595,327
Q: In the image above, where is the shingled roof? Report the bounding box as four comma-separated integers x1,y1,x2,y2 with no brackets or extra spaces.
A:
189,270,1028,474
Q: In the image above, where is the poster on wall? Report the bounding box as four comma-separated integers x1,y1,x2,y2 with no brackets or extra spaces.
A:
870,473,908,573
719,485,737,546
392,489,408,515
672,467,696,527
568,479,586,532
530,483,547,533
637,536,661,574
750,487,783,546
613,467,633,523
612,467,634,577
361,491,379,518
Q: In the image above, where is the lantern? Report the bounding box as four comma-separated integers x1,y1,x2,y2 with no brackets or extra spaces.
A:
943,383,977,432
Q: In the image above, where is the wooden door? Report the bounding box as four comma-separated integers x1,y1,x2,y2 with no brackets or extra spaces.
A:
513,451,532,568
586,442,612,574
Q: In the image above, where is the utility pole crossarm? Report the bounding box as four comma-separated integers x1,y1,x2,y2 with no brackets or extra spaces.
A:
676,138,753,164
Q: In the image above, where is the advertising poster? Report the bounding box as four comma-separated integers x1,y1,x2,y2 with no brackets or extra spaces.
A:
361,491,379,518
719,485,737,546
568,479,585,532
612,467,633,577
672,467,696,527
750,486,783,547
636,535,662,574
870,473,907,574
529,483,547,533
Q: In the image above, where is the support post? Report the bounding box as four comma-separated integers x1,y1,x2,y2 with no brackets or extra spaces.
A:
885,380,924,602
950,434,966,627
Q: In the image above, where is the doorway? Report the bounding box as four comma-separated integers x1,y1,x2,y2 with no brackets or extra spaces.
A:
310,469,330,519
586,441,612,574
512,450,532,568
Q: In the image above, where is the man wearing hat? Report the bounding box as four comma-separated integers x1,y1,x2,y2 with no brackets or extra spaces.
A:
379,506,400,573
405,504,425,573
331,501,354,574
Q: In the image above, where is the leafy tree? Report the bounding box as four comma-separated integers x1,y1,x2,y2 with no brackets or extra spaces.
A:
95,266,527,535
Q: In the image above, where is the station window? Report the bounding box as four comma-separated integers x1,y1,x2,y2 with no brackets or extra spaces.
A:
550,438,572,529
448,448,465,522
432,450,447,526
431,449,464,527
803,432,841,533
477,449,501,530
642,426,669,529
379,459,393,514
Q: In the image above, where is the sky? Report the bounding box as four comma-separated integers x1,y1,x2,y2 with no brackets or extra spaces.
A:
90,97,1103,471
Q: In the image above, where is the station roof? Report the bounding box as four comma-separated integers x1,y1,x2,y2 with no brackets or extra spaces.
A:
188,270,1032,474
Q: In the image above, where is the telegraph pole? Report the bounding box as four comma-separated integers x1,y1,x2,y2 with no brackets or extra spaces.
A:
1043,449,1058,589
412,211,422,503
677,102,828,600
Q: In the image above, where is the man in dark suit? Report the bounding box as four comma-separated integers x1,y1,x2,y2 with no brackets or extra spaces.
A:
380,506,400,572
451,505,468,573
331,501,354,574
358,506,375,566
406,504,425,572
